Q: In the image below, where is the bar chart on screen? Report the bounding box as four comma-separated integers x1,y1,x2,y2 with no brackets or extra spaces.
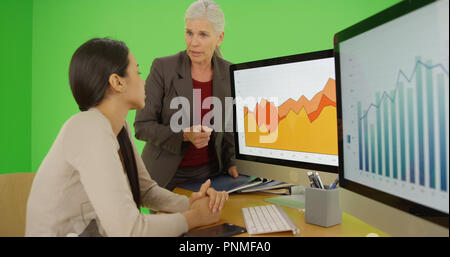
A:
357,58,449,191
354,58,449,193
334,0,450,221
342,57,449,214
341,54,449,216
339,0,449,214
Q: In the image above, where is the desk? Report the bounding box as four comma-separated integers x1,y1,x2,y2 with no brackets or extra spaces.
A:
174,187,389,237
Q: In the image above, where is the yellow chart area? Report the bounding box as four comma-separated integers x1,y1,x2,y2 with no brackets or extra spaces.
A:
244,106,338,155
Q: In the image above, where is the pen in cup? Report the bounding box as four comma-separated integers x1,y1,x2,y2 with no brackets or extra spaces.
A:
307,171,319,188
329,178,339,189
315,172,325,189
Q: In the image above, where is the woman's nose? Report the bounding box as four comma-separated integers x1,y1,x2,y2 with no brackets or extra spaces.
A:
191,35,200,46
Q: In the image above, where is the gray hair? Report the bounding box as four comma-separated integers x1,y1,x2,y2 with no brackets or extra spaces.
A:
185,0,225,57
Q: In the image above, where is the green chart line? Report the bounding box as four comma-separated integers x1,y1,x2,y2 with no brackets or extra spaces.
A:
425,60,435,189
383,94,390,177
390,89,398,179
407,88,415,184
415,57,425,186
376,93,383,175
370,124,376,173
398,83,406,181
438,74,447,192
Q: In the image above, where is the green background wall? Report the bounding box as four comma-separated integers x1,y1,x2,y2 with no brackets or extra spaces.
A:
0,0,33,174
1,0,401,174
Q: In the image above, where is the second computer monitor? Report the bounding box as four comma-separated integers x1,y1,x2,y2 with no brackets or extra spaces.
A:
230,50,338,173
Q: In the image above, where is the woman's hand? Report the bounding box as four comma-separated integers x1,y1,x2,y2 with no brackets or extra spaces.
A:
183,196,221,230
183,125,212,149
227,165,239,178
206,187,229,213
189,179,211,206
189,179,229,213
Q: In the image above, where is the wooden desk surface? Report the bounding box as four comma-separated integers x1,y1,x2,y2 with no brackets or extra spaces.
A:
174,187,389,237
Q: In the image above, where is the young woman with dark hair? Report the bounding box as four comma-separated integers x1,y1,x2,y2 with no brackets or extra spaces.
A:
26,38,228,236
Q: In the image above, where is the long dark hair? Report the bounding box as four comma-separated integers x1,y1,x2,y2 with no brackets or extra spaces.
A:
69,38,141,208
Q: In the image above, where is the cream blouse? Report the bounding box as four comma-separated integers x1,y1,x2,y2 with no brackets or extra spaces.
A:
26,108,190,236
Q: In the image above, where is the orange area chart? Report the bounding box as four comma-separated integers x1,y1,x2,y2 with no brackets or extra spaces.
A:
243,78,338,155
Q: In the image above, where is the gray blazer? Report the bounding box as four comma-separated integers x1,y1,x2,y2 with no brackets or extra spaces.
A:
134,50,236,188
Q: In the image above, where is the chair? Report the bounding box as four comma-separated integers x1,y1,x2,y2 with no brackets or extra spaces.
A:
0,172,35,237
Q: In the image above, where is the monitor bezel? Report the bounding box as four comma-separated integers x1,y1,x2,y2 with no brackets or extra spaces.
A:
230,49,338,174
334,0,449,227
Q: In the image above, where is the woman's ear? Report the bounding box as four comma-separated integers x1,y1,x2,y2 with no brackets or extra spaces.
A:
216,31,224,48
109,73,124,93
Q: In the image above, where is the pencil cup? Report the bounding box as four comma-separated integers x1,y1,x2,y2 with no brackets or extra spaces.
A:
305,187,342,227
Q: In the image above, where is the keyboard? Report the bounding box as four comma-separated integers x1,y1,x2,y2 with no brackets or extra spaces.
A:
242,204,300,235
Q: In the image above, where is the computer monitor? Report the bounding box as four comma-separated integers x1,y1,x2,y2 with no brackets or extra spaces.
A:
230,49,338,173
334,0,449,227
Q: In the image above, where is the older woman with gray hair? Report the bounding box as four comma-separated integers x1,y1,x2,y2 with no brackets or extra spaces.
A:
134,0,238,202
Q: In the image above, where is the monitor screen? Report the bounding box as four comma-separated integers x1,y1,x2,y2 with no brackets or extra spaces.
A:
335,0,449,226
230,50,338,173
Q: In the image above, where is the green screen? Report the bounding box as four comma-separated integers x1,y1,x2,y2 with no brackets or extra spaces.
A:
0,0,33,174
0,0,401,174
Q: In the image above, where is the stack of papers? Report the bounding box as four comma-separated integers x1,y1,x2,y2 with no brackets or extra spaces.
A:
237,180,294,194
178,174,292,194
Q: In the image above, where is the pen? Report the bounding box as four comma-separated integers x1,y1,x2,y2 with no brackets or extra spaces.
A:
311,173,321,188
315,172,325,189
307,171,318,188
329,178,339,189
306,171,314,188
